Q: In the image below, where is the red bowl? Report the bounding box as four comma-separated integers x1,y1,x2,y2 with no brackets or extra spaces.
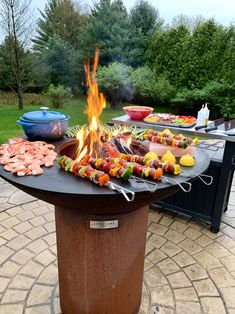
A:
123,106,153,120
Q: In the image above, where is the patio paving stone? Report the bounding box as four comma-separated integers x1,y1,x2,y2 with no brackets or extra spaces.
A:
174,287,198,302
200,297,226,314
175,301,201,314
0,177,235,313
192,278,219,297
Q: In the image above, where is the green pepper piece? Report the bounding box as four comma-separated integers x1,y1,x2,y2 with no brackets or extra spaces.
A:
121,167,131,180
141,167,149,177
182,141,189,149
57,155,65,166
65,159,72,171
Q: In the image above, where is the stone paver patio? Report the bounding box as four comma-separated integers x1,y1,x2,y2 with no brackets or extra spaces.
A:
0,176,234,314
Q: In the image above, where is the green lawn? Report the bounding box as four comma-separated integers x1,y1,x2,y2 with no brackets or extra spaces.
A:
0,96,125,144
0,93,171,144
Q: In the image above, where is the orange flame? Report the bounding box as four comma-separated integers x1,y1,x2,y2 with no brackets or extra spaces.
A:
75,48,106,161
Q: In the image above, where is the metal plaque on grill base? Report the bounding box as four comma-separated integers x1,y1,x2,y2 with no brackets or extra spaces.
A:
90,220,118,229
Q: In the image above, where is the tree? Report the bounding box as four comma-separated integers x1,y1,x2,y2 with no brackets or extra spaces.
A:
127,0,163,67
146,25,191,88
171,14,205,31
96,62,133,108
129,0,162,36
45,84,72,108
33,0,86,51
216,25,235,84
131,66,175,105
0,0,33,109
0,37,33,92
80,0,131,65
34,36,82,91
187,19,228,88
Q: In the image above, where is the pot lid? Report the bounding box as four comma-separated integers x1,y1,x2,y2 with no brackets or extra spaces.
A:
21,107,67,123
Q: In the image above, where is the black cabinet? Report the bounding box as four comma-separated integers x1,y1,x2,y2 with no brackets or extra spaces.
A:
156,160,223,228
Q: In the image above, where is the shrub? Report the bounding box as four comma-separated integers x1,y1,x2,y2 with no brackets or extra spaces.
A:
45,84,72,108
96,63,133,109
203,80,235,119
131,66,176,105
171,80,235,118
171,88,205,115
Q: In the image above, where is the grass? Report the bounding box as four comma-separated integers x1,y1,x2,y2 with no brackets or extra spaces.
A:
0,94,124,144
0,92,170,144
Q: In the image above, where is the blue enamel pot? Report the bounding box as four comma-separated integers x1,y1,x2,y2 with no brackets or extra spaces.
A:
17,107,69,141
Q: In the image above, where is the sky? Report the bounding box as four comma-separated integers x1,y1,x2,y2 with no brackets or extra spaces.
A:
32,0,235,26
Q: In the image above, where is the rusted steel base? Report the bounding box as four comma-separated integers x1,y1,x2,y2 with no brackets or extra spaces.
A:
55,206,148,314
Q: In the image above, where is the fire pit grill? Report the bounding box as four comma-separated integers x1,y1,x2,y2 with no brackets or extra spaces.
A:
0,137,211,314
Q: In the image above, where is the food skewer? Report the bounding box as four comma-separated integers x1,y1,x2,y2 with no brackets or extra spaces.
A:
58,155,135,202
133,129,197,148
86,156,193,193
121,138,207,190
106,155,180,176
88,157,163,181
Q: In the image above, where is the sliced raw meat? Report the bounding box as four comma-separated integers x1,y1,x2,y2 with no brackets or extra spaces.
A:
0,138,57,176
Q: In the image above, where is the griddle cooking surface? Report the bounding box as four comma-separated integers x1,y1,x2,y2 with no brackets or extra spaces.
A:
0,138,210,198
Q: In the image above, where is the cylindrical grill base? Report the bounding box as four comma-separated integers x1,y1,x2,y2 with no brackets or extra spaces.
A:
55,205,148,314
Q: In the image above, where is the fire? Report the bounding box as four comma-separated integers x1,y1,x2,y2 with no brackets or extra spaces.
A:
75,48,106,161
75,49,134,161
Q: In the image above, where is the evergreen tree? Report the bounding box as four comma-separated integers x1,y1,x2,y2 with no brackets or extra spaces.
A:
130,0,162,36
146,25,190,88
80,0,131,65
128,0,163,67
219,25,235,83
33,0,86,50
188,19,232,88
34,36,83,90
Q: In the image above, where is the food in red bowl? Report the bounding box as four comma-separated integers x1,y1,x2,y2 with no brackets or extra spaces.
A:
124,106,153,120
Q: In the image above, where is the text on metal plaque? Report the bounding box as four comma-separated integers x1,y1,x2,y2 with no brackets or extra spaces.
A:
90,220,118,229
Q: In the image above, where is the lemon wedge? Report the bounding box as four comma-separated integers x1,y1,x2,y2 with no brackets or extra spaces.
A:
163,129,171,134
179,154,195,167
161,150,176,163
144,152,158,161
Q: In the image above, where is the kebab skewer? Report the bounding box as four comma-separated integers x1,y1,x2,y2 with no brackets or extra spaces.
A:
87,156,193,192
88,157,163,181
58,155,135,201
58,156,110,186
136,129,198,148
108,154,181,176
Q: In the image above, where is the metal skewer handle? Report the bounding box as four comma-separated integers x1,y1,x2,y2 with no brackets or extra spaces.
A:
196,174,213,185
106,181,135,202
130,175,158,193
162,176,192,193
180,171,213,186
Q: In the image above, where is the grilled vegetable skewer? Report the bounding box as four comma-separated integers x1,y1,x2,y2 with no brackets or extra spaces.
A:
88,157,132,181
87,157,163,180
58,156,110,186
58,155,136,201
107,154,181,176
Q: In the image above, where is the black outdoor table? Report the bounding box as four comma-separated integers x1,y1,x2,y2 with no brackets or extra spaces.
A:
111,115,235,232
0,137,210,314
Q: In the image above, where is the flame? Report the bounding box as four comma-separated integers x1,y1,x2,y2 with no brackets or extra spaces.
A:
75,48,106,160
75,127,89,163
